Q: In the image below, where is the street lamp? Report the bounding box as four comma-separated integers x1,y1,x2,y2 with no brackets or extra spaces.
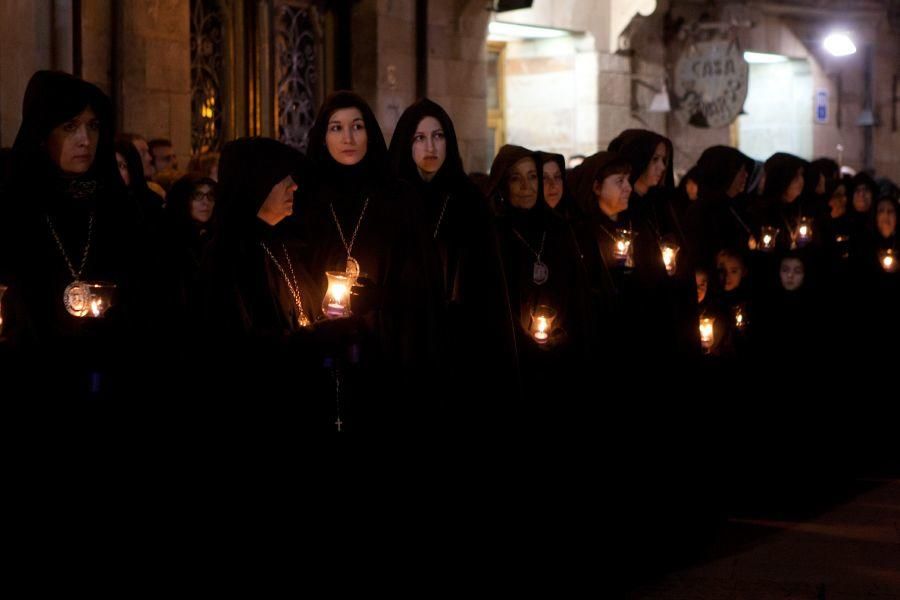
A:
824,32,856,57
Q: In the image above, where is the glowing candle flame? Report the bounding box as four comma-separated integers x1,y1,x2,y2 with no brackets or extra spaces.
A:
880,250,897,272
699,317,715,351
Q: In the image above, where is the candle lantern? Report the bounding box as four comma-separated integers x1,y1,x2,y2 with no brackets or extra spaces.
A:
733,303,748,330
796,217,813,247
835,235,850,260
880,249,898,273
613,229,635,268
529,305,557,345
759,226,779,252
85,282,116,318
699,316,715,354
322,271,352,319
660,242,680,276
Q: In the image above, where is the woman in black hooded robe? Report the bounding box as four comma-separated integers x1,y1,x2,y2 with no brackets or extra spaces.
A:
607,129,698,364
486,144,592,427
388,98,519,429
162,173,218,330
751,153,814,251
298,91,434,432
569,151,633,347
199,137,331,431
538,151,581,221
0,71,144,398
607,129,684,281
684,145,755,270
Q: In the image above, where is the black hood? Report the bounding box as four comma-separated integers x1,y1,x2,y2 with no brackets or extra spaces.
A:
694,145,754,200
306,90,388,189
114,138,150,193
764,152,808,204
388,98,465,191
571,151,631,216
486,144,536,205
9,70,119,192
607,129,674,190
217,137,303,239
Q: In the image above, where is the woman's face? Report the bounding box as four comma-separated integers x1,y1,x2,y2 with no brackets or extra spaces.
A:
685,178,699,202
815,173,826,195
638,142,667,190
783,167,804,203
116,152,130,186
717,255,744,292
876,199,897,239
594,171,632,217
506,157,538,209
780,257,805,291
727,165,748,198
853,184,873,213
828,184,847,218
411,116,446,181
47,107,100,176
325,107,368,166
257,175,299,225
542,160,564,209
190,183,216,224
695,271,708,303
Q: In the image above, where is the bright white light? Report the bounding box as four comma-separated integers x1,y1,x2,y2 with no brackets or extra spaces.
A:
488,21,569,41
824,32,856,57
743,51,789,64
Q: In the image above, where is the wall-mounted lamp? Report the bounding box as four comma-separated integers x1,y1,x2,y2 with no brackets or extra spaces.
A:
824,32,857,57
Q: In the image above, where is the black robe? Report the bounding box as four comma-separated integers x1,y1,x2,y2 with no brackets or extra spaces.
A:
298,91,435,432
487,145,592,427
389,98,520,430
199,137,330,432
683,145,756,270
0,71,145,399
609,131,699,365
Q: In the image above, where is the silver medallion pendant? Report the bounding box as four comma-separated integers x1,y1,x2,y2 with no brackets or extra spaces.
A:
346,257,361,280
533,261,549,285
63,281,90,317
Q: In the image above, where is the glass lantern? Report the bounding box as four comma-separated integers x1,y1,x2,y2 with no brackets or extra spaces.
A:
322,271,352,319
529,305,557,345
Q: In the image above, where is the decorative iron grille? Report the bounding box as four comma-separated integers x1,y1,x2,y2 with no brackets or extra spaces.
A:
191,0,225,155
275,4,321,152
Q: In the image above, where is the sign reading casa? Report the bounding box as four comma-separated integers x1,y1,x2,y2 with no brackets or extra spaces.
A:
673,39,749,128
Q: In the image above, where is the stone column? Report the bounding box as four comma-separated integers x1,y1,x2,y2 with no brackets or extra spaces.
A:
0,1,52,146
116,0,191,167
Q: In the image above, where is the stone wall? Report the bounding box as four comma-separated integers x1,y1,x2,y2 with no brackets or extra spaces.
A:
80,0,113,97
117,0,192,169
427,0,490,172
0,1,53,146
351,0,490,172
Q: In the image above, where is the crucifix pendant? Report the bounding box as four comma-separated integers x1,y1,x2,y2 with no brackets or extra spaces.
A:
533,261,549,285
335,416,343,432
346,257,360,280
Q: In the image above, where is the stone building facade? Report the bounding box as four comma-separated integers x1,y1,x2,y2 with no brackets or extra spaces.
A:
1,0,898,180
